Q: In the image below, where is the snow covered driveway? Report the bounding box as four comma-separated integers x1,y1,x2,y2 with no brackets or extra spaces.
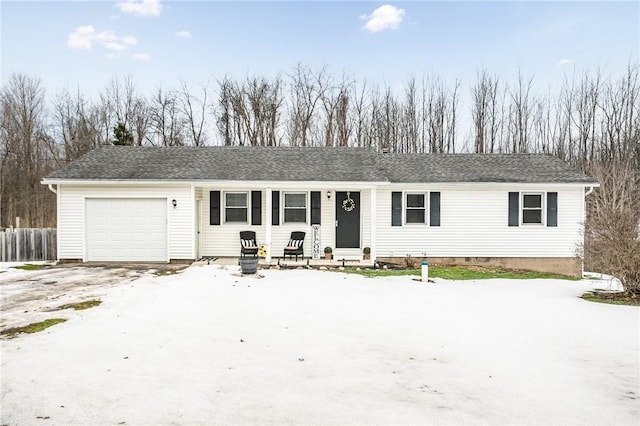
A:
1,265,638,425
0,263,174,332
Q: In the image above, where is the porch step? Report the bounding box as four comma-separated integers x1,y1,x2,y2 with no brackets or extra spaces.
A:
333,249,363,261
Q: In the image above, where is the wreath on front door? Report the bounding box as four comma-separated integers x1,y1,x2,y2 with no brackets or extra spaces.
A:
342,192,356,212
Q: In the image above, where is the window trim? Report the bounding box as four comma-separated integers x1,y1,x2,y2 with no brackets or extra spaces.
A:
521,192,544,225
224,191,249,224
404,192,428,224
283,191,308,224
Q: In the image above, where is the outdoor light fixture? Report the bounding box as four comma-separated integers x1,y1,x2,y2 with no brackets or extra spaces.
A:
327,191,331,199
172,199,177,208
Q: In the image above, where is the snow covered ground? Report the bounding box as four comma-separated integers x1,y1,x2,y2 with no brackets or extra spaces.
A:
0,263,150,331
1,264,638,425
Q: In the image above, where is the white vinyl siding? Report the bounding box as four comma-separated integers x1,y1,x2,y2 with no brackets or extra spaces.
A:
376,185,584,258
57,184,193,260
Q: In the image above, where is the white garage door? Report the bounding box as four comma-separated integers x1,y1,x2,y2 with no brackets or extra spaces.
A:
85,198,167,262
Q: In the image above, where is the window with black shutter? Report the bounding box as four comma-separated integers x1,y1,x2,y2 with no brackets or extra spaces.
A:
391,192,402,226
251,191,262,225
508,192,519,227
271,191,280,225
430,192,441,226
311,191,321,225
547,192,558,227
210,190,221,225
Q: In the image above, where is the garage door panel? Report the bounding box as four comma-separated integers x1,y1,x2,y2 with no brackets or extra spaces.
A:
86,198,167,262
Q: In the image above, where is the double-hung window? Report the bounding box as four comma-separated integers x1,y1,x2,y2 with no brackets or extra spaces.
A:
284,192,307,223
392,191,440,226
509,191,556,227
225,192,248,223
405,193,427,224
522,193,543,224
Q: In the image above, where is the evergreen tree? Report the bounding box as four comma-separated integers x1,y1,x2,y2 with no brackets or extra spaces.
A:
112,122,134,146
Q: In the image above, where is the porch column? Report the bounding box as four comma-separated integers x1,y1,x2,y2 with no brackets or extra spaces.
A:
370,187,377,264
265,187,272,263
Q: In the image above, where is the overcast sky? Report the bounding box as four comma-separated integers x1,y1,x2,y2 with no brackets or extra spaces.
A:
1,0,638,98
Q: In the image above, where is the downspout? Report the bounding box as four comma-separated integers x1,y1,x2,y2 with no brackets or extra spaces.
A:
47,184,57,194
585,186,594,197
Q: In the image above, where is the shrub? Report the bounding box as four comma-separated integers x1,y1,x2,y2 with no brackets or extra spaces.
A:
582,160,640,296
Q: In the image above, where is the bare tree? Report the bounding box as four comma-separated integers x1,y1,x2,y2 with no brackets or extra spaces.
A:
583,159,640,294
179,80,209,146
507,70,535,153
53,88,100,160
571,71,601,169
215,76,234,146
401,77,419,153
148,87,185,146
471,70,500,153
213,75,284,146
350,79,371,148
0,74,56,227
287,64,324,146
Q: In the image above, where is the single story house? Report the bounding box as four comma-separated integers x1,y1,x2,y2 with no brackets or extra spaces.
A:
42,146,598,276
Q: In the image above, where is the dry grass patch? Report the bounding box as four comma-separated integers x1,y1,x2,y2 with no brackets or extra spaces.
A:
55,300,102,310
1,319,67,338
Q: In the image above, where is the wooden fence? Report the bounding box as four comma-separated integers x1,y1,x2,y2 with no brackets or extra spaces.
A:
0,228,57,262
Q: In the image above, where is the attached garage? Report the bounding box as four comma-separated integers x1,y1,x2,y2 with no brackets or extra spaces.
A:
85,198,168,262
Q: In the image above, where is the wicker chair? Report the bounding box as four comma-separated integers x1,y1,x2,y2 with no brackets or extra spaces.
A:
239,231,258,257
283,231,305,261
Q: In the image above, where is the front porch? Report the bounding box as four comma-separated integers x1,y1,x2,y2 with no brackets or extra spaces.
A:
195,256,375,269
195,185,378,263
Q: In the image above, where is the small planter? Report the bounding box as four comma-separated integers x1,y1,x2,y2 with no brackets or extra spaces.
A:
363,247,371,260
324,247,333,260
239,257,259,274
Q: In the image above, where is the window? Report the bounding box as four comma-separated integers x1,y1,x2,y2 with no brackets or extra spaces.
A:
225,192,248,223
284,192,307,223
405,193,426,223
522,193,543,224
392,191,440,226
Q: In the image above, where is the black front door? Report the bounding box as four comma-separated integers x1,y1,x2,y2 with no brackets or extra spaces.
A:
335,191,360,248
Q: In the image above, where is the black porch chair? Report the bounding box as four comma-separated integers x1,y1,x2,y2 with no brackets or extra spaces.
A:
283,231,305,261
240,231,259,257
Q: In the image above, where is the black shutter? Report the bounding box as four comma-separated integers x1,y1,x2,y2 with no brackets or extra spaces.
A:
251,191,262,225
430,192,441,226
392,192,402,226
311,191,321,225
210,190,220,225
272,191,280,225
547,192,558,227
508,192,519,227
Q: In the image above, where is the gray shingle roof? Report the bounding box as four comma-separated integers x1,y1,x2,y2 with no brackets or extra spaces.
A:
380,153,597,183
43,146,597,184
